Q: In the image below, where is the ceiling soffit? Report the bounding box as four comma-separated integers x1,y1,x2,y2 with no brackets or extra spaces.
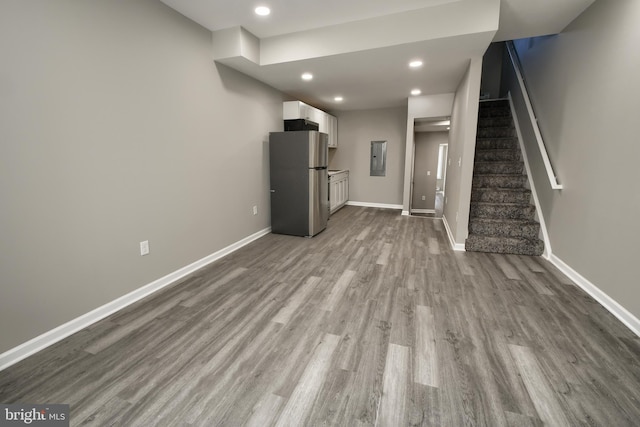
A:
213,0,500,67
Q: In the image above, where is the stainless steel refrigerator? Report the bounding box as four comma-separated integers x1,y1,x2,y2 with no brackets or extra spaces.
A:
269,131,329,237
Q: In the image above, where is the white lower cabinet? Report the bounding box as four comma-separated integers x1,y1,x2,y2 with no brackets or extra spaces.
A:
329,171,349,214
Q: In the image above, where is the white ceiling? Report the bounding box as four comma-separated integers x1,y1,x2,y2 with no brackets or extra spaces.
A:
160,0,594,112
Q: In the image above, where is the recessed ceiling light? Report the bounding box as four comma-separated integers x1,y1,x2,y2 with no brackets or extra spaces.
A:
411,89,422,96
409,60,423,68
301,73,313,81
334,96,343,102
254,6,270,16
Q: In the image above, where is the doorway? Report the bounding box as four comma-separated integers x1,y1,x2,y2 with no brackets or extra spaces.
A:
434,143,448,216
410,117,450,218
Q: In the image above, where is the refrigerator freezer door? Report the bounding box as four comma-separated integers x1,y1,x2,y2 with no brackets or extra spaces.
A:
308,168,329,236
308,132,328,168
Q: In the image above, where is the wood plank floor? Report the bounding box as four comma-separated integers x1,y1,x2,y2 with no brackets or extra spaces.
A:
2,206,640,426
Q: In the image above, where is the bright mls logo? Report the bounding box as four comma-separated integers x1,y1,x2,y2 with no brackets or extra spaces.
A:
0,404,69,426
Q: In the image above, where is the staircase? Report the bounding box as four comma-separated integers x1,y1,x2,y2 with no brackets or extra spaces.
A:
465,99,544,256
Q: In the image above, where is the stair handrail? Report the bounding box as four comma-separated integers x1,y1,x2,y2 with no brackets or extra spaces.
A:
506,41,563,190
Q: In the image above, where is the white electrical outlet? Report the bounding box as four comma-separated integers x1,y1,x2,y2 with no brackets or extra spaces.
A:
427,171,431,176
140,240,149,256
252,205,258,215
421,195,426,201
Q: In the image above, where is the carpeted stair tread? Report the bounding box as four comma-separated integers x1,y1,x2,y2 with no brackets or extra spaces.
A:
471,187,530,194
478,117,513,128
475,138,519,150
477,127,517,138
469,218,540,239
472,174,528,188
479,109,511,118
465,234,544,256
480,99,510,107
469,202,536,220
478,100,511,117
473,161,524,175
474,149,521,162
479,108,511,118
471,188,531,203
476,136,518,141
472,171,525,176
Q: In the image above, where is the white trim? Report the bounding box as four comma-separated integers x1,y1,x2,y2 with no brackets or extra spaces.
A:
0,227,272,372
401,210,410,216
442,215,466,251
506,41,562,190
346,201,403,210
508,93,552,259
410,209,436,214
549,254,640,337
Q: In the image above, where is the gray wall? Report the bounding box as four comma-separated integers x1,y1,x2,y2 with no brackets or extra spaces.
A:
331,107,408,206
412,132,448,210
512,0,640,318
480,43,504,99
0,0,283,353
443,58,482,245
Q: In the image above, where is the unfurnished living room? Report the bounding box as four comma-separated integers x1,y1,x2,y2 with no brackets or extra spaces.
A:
1,1,639,426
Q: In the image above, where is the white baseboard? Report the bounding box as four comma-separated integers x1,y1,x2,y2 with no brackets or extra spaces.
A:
346,201,403,210
549,254,640,337
0,227,272,372
442,215,466,251
401,210,410,216
411,209,436,214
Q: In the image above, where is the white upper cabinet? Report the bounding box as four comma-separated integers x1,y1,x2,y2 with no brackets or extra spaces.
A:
327,115,338,148
313,109,328,133
283,101,313,120
283,101,338,148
